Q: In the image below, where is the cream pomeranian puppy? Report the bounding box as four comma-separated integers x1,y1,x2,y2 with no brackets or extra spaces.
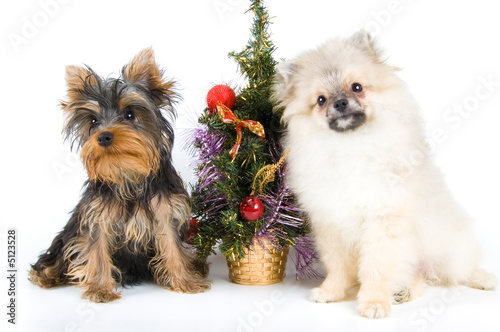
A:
272,31,496,318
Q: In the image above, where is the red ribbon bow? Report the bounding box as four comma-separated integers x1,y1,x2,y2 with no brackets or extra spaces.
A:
216,102,266,159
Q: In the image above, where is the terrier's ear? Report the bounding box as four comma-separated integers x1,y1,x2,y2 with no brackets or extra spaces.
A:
122,47,160,84
64,65,98,101
122,48,177,105
349,30,383,61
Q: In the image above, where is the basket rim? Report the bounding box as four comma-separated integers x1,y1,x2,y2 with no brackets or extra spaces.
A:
226,239,289,285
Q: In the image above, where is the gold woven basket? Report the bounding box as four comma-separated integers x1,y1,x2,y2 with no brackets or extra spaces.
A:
226,238,289,286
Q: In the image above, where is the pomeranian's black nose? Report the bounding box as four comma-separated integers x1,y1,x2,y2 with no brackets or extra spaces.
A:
97,132,113,147
334,99,349,113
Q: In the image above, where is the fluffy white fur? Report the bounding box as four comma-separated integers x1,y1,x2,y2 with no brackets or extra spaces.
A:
273,31,496,319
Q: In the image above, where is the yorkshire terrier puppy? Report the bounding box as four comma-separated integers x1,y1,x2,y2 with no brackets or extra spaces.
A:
29,48,211,302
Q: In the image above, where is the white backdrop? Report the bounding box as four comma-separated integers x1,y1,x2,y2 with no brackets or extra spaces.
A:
1,1,499,331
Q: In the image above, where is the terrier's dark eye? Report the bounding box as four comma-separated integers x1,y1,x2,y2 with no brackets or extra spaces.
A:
317,95,327,106
351,83,363,93
90,118,99,128
124,110,135,121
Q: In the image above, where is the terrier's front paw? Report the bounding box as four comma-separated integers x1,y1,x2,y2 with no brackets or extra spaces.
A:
310,287,345,303
169,278,212,294
28,268,61,289
358,301,391,319
82,288,121,303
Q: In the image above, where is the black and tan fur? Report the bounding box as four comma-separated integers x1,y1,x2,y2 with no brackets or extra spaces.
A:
29,48,210,302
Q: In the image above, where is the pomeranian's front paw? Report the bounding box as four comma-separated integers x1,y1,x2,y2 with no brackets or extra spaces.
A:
393,288,411,304
310,287,345,303
358,301,391,319
466,268,497,290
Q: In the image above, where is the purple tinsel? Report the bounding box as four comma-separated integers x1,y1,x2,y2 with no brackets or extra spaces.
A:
292,234,323,279
190,126,229,221
260,176,320,279
191,126,227,191
191,126,226,163
256,142,320,279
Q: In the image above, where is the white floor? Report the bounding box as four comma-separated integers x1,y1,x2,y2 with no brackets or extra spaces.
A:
8,247,499,332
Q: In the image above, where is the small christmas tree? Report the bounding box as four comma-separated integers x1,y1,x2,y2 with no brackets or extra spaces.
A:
189,0,315,276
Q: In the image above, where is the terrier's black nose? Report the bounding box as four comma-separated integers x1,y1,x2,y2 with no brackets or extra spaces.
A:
334,99,349,113
97,132,113,147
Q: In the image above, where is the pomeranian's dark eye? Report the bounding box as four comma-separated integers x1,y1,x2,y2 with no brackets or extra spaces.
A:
317,95,327,106
124,109,135,121
351,83,363,93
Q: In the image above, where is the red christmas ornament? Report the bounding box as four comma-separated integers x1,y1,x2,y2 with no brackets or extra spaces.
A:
184,219,199,245
207,84,236,113
239,196,264,221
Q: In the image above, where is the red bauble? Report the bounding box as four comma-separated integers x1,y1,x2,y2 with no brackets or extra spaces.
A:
206,84,236,113
184,219,199,245
239,196,264,221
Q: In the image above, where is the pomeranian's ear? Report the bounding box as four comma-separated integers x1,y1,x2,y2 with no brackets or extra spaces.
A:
349,30,383,61
272,60,297,112
275,61,297,87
